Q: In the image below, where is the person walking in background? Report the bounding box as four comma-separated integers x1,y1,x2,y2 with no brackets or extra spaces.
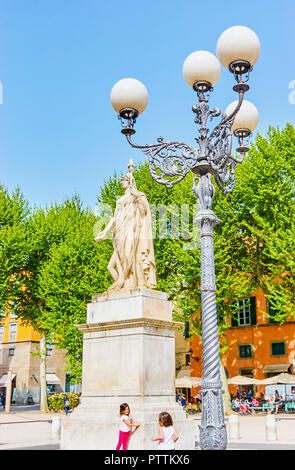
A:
151,412,179,450
116,403,140,450
0,392,5,409
180,394,187,410
63,396,72,415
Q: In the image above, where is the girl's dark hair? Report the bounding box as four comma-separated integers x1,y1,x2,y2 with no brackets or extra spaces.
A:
159,412,173,427
120,403,130,415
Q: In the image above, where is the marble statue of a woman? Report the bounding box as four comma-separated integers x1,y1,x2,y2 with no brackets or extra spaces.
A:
94,162,157,292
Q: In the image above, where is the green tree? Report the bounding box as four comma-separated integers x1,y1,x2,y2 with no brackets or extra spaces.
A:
38,208,112,380
7,196,109,410
0,185,29,315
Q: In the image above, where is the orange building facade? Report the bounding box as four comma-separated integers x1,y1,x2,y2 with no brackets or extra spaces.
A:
190,288,295,397
0,306,71,404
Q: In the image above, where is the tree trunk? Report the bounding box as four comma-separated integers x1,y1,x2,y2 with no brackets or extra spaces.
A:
220,360,233,416
40,333,49,413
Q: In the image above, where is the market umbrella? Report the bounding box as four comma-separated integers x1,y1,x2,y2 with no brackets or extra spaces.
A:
259,373,295,401
227,375,262,385
175,369,202,388
260,373,295,385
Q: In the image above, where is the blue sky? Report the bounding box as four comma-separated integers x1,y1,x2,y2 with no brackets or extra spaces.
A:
0,0,294,210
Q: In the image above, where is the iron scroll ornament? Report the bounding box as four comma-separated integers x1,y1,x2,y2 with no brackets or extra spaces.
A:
122,88,246,195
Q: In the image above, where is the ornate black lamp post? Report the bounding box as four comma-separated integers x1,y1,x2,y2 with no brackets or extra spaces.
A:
111,25,260,450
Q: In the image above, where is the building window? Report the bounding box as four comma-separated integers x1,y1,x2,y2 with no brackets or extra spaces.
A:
238,299,251,326
0,324,4,342
9,301,18,319
271,341,286,357
8,323,17,342
8,348,15,356
232,297,257,327
267,300,280,323
239,368,254,378
239,344,253,359
46,344,54,356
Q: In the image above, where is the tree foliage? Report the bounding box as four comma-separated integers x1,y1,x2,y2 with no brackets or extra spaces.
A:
0,186,29,316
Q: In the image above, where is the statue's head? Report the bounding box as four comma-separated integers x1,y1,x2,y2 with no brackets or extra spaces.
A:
121,172,137,190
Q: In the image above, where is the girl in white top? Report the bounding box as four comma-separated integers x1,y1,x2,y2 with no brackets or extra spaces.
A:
151,412,179,450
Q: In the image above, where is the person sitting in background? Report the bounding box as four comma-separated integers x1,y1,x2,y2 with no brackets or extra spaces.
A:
232,398,240,412
242,391,247,400
239,400,249,415
250,398,259,407
195,392,202,410
274,395,284,414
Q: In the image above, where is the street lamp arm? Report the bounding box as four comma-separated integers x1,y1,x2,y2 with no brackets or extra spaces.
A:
218,88,245,127
124,133,198,188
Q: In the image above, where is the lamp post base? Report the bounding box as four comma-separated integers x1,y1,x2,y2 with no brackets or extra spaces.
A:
199,388,227,450
199,424,227,450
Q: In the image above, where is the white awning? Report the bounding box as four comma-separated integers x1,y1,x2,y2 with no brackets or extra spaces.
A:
0,373,16,387
263,363,291,374
46,373,60,385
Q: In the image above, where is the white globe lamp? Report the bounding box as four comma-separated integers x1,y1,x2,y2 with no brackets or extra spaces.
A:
216,26,260,76
183,50,221,91
110,78,148,118
224,99,259,134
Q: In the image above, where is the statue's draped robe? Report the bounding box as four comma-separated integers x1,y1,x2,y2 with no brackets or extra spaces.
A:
112,190,156,290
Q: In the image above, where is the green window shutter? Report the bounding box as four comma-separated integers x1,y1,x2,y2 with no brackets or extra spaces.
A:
269,301,279,323
250,296,256,325
183,321,190,338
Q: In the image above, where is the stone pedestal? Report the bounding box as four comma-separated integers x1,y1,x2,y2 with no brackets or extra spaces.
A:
60,288,196,450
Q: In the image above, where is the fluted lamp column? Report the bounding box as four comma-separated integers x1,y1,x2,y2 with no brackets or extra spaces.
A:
111,25,260,450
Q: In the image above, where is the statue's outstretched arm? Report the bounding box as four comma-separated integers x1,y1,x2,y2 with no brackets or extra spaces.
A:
94,217,114,242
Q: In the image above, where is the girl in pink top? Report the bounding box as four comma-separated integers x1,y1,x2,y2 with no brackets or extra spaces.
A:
116,403,140,450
